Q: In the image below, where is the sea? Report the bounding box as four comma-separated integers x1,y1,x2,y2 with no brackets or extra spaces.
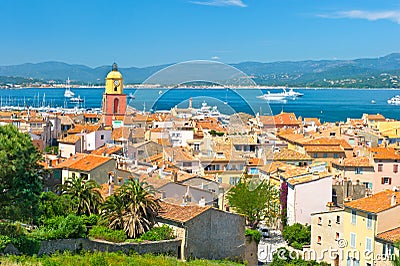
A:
1,87,400,123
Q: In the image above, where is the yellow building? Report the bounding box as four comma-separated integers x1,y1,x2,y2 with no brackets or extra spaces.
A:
342,190,400,266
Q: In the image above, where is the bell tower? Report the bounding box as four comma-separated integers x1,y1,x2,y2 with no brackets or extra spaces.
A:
102,63,127,126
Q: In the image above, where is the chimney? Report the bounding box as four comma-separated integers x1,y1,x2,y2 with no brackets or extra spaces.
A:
391,193,397,207
189,97,193,109
199,196,206,207
173,171,178,182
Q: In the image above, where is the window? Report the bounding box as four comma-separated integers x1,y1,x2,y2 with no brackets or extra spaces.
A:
334,153,338,158
318,217,322,225
194,144,200,151
382,177,392,185
328,220,332,226
323,153,328,158
355,167,362,174
182,162,192,167
394,164,398,173
72,173,76,178
314,153,318,158
378,163,383,172
367,213,373,229
383,243,395,256
336,232,340,240
230,177,239,185
350,233,356,248
336,215,341,224
317,236,321,244
365,238,372,252
80,173,89,181
351,210,356,225
100,135,104,140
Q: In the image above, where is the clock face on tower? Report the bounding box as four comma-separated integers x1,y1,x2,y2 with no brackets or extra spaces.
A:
114,80,119,86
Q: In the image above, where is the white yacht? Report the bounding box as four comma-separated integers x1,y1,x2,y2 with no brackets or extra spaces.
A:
388,95,400,105
257,91,287,101
284,88,304,97
64,78,75,98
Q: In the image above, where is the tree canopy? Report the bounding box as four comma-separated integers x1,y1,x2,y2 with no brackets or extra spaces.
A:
0,124,44,223
102,179,160,238
226,179,279,229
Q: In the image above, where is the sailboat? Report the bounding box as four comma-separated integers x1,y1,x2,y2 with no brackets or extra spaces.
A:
64,78,75,98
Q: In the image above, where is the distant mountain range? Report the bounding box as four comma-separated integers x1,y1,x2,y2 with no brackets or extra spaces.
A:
1,53,400,88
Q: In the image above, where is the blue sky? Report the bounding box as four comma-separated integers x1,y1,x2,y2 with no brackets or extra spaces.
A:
0,0,399,67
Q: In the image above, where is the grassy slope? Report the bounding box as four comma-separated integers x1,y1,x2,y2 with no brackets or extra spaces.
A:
0,252,244,266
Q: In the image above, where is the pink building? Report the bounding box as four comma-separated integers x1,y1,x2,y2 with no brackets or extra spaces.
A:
371,147,400,192
281,171,333,225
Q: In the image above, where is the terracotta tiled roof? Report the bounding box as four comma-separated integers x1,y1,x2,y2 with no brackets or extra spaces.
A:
331,156,372,167
304,118,321,126
158,201,211,223
164,147,196,162
285,172,332,186
248,158,264,166
112,127,131,140
364,114,386,121
376,227,400,243
91,145,123,156
345,190,400,213
54,154,113,172
58,134,81,144
68,124,101,134
274,148,312,161
370,147,400,160
260,112,300,127
84,113,101,118
304,146,345,153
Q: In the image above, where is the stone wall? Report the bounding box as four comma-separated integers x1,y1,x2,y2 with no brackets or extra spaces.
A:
38,238,182,256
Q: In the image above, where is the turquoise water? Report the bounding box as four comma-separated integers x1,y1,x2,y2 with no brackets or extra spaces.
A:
1,88,400,122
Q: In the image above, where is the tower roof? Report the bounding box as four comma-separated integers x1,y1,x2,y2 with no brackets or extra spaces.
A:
106,63,123,79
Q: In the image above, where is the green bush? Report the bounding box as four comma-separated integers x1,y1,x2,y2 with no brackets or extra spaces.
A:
282,223,311,250
0,235,12,251
89,226,127,243
31,214,86,240
139,225,175,241
81,214,100,226
12,235,41,255
38,192,75,222
0,222,27,238
245,228,261,244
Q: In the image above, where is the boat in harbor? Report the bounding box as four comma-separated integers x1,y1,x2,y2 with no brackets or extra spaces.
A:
257,91,287,101
64,78,75,98
128,93,136,99
387,95,400,105
283,88,304,97
70,95,84,103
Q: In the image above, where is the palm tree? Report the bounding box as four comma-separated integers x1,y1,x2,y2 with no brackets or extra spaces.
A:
60,175,103,216
102,179,160,238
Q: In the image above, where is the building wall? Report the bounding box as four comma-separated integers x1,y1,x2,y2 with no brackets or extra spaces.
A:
85,130,112,151
374,239,399,266
310,210,344,265
169,129,194,147
332,182,366,207
377,206,400,233
88,159,116,185
59,141,80,158
288,176,332,225
185,209,245,260
343,208,376,266
372,160,400,193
